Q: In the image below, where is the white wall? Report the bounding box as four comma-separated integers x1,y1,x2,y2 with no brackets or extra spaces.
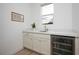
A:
72,3,79,32
0,3,31,54
0,4,4,54
47,3,72,30
29,3,41,30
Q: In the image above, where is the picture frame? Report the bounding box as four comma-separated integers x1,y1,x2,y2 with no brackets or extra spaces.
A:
11,12,24,22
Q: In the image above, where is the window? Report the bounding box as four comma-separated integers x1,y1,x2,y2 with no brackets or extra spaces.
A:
41,3,54,24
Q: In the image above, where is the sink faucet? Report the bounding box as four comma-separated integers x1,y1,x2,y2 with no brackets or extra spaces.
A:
44,24,48,32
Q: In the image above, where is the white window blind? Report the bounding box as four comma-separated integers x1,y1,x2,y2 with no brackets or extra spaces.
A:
41,3,54,24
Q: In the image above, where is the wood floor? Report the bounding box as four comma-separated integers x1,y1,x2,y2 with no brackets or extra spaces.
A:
16,48,40,55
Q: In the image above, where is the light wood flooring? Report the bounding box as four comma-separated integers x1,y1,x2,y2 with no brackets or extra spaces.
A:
16,48,40,55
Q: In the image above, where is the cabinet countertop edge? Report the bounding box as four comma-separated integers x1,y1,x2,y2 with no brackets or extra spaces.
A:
23,30,79,38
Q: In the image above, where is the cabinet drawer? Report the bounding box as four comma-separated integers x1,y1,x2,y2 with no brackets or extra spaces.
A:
29,33,50,39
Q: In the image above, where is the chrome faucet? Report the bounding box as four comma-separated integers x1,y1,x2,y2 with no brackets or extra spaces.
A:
44,24,48,32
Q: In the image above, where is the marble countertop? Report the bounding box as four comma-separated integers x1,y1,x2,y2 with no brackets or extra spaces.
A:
23,30,79,38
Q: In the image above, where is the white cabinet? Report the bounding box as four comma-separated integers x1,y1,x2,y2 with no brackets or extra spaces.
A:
23,33,33,49
33,38,41,52
41,39,51,54
23,32,51,55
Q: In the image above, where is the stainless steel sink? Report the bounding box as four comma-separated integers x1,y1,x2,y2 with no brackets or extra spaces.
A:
39,30,47,32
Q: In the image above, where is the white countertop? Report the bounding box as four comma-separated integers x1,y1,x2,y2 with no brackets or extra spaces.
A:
23,29,79,38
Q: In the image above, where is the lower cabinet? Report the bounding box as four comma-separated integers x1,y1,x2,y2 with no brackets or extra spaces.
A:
41,39,51,54
23,32,51,55
33,38,41,53
23,33,33,49
23,32,79,55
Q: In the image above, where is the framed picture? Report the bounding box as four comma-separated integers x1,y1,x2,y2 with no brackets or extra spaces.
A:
11,12,24,22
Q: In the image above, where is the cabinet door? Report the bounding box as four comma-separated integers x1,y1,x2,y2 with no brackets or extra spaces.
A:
23,33,33,49
41,39,51,55
33,38,41,53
